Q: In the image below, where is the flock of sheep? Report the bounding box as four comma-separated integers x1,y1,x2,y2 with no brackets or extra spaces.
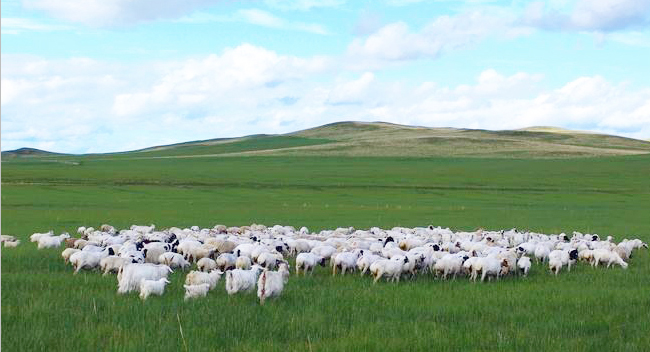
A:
7,223,647,304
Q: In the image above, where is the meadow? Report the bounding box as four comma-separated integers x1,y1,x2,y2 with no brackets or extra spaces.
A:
2,153,650,351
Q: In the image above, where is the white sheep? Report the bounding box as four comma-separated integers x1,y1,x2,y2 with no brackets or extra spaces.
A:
356,253,383,276
332,251,362,276
197,258,218,272
117,263,173,294
225,265,264,295
477,257,508,282
139,278,170,300
549,258,563,276
433,254,465,280
37,234,70,249
517,256,531,276
184,270,224,290
592,249,628,269
369,257,407,283
69,248,114,274
100,256,134,276
257,263,290,305
61,248,80,264
4,240,21,248
184,283,210,300
30,231,53,243
295,253,325,276
216,253,237,271
235,256,252,270
158,252,191,271
256,251,284,270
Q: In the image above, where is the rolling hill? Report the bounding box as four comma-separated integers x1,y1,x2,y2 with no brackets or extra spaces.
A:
3,121,650,159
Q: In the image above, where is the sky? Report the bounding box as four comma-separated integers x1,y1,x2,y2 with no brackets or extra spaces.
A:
2,0,650,154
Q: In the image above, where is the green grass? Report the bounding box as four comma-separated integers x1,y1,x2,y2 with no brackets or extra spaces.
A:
2,154,650,351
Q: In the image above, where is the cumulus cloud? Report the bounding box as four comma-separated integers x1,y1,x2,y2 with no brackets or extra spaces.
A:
21,0,223,27
347,10,525,65
523,0,650,31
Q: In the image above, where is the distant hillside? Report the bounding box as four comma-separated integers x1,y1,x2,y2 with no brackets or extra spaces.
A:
3,122,650,160
1,147,64,160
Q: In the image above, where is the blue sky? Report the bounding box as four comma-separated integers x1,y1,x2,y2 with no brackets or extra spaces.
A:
2,0,650,153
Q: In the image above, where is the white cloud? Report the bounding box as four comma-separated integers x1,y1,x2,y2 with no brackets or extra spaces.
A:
176,8,328,34
1,17,72,33
21,0,222,27
326,72,375,105
523,0,650,31
347,10,524,65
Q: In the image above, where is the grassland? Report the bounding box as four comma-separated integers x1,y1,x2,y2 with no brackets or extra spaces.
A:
2,124,650,351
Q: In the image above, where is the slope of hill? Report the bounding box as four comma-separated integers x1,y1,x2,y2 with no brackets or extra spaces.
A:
3,122,650,159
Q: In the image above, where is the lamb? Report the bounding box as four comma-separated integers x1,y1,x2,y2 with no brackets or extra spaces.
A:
158,252,191,271
235,256,252,270
139,278,170,300
117,263,173,294
197,258,218,272
295,253,326,275
592,249,628,269
257,263,290,305
225,265,264,295
369,257,407,283
184,270,224,290
184,283,210,300
517,256,531,276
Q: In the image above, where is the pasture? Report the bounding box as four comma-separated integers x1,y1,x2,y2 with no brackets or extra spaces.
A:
2,153,650,351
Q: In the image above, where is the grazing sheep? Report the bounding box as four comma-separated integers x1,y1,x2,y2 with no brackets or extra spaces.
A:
549,258,563,276
592,249,628,269
332,251,362,276
139,278,170,300
477,257,509,282
433,254,465,280
295,253,326,276
197,258,218,272
4,240,21,248
184,270,224,290
100,255,134,276
235,256,252,270
256,251,284,270
257,263,290,305
61,248,80,264
158,252,191,271
225,265,264,295
184,283,210,301
117,263,173,294
517,256,531,277
356,253,382,276
370,257,407,283
69,248,114,274
216,253,237,271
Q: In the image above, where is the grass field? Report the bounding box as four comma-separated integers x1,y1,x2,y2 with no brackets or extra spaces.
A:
2,132,650,351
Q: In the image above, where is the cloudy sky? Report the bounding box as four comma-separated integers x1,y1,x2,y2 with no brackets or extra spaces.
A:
2,0,650,153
